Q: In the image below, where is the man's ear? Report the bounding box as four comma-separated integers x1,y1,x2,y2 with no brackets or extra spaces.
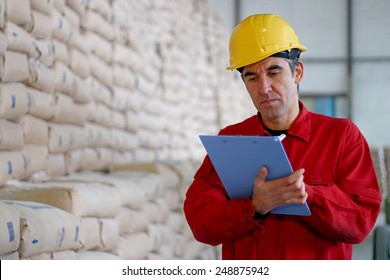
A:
295,61,304,83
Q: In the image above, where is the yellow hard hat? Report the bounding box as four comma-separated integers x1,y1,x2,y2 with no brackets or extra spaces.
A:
227,14,307,70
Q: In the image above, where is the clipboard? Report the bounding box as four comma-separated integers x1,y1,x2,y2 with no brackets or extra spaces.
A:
199,135,311,216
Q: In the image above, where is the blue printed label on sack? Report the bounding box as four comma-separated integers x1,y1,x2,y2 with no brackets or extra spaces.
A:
7,161,12,174
7,222,15,242
74,225,79,242
56,227,65,247
11,95,16,108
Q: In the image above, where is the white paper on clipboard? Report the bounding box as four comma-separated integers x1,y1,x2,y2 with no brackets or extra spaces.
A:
199,135,311,216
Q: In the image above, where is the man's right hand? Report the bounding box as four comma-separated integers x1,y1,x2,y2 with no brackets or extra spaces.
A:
251,166,308,215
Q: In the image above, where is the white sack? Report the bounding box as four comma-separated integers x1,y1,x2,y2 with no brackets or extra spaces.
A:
66,0,87,16
85,31,112,63
79,217,101,250
166,212,185,233
52,39,69,65
6,0,32,28
87,76,111,105
0,151,30,184
113,64,136,89
111,128,138,151
84,122,111,148
115,232,151,260
0,31,6,56
5,22,40,58
28,59,55,93
52,93,87,125
22,114,49,145
80,147,100,171
134,148,156,163
0,83,30,119
147,223,172,252
0,202,20,256
52,93,74,123
87,0,113,21
112,43,134,67
111,86,132,111
47,152,66,177
72,75,92,103
138,128,162,149
48,123,87,153
95,147,114,170
115,207,132,233
112,151,134,166
27,87,56,120
99,218,120,251
0,120,24,150
111,110,126,129
62,171,149,208
64,5,80,28
81,9,114,41
36,39,55,66
94,102,112,127
2,51,29,83
68,28,89,54
64,148,84,174
51,8,72,42
89,54,113,87
118,208,149,233
0,0,5,29
31,10,52,39
69,48,90,78
54,62,74,96
23,145,49,176
0,180,121,218
125,110,139,132
30,0,54,15
143,201,167,224
1,200,81,258
137,74,155,96
53,0,66,12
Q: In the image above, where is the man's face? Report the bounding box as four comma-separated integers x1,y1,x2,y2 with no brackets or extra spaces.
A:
241,57,304,129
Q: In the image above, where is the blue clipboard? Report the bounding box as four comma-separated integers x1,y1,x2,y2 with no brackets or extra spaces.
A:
199,135,311,216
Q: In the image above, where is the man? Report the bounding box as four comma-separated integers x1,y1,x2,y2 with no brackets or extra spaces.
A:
183,14,382,259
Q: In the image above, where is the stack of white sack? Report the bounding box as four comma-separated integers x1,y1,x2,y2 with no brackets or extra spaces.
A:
0,179,121,259
168,161,221,259
0,199,80,260
61,168,173,259
108,162,220,259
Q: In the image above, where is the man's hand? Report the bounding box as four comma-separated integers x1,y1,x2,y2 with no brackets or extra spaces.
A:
251,166,308,215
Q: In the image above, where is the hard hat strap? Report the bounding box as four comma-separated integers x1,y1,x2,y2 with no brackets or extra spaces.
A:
271,48,301,61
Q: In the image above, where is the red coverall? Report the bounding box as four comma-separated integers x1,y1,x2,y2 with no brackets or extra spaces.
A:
184,102,382,259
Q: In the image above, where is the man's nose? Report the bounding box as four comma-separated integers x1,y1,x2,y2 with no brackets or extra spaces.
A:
256,76,272,95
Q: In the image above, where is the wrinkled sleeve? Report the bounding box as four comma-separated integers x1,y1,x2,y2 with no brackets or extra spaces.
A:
304,122,382,244
183,156,264,246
